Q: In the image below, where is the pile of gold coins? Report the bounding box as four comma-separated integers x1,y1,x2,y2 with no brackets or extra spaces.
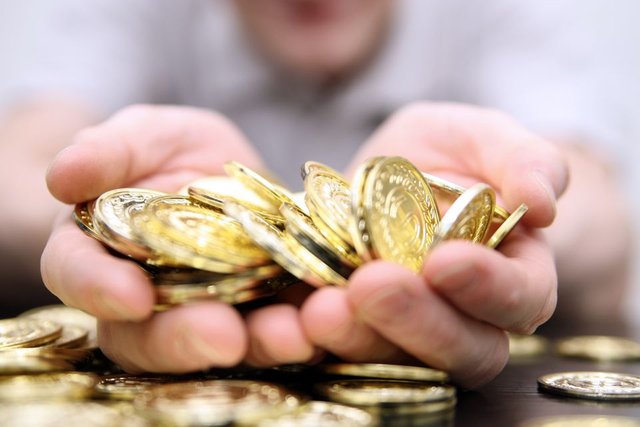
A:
73,156,527,309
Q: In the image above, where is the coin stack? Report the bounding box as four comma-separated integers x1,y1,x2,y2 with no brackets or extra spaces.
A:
74,156,527,309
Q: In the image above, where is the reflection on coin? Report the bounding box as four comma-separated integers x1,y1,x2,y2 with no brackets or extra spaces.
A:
319,363,449,383
316,379,455,406
42,325,88,349
0,318,62,349
432,183,495,246
0,372,98,401
555,336,640,362
352,157,439,272
508,333,549,359
520,415,640,427
257,401,374,427
421,172,509,222
73,201,100,240
20,304,98,344
537,371,640,400
95,374,181,400
0,353,74,375
486,203,528,249
92,188,166,260
134,379,301,426
224,161,298,212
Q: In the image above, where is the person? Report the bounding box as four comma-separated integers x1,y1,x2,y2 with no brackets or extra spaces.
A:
1,0,637,387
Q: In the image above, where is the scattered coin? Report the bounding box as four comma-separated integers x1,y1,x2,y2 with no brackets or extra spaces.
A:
537,371,640,401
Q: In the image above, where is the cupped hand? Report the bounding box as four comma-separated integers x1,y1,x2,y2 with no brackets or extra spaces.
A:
300,103,568,388
42,105,318,373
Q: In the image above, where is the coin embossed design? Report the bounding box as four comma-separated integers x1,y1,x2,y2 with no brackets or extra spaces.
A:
538,371,640,400
0,318,62,349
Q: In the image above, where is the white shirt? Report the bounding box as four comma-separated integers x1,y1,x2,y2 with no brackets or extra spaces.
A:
1,0,638,188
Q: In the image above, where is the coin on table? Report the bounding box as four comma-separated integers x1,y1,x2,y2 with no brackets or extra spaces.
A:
73,200,101,240
316,379,455,406
0,352,75,375
92,188,166,260
224,200,346,287
303,165,355,247
508,333,549,359
0,318,62,349
20,304,98,344
257,400,374,427
421,172,509,222
144,195,271,268
537,371,640,400
319,363,449,384
281,202,361,276
95,373,183,400
520,415,640,427
351,156,440,272
224,161,299,212
134,379,301,426
555,335,640,362
0,372,98,401
431,183,495,246
40,325,88,349
486,203,528,249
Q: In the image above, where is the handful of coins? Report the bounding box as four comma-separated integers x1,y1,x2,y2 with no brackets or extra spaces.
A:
74,156,527,308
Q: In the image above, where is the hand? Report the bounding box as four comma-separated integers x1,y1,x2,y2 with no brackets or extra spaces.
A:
42,105,318,372
300,103,569,388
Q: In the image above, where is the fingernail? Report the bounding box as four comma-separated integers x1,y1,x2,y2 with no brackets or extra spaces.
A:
182,330,224,363
430,261,477,291
95,289,136,319
532,170,557,215
358,284,413,323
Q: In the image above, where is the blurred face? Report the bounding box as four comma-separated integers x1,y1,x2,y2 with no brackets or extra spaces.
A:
233,0,394,81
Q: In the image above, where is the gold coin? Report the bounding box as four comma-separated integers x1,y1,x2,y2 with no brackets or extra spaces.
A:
133,379,301,426
144,195,271,268
508,333,549,359
352,157,440,272
0,346,93,363
555,335,640,361
155,282,277,306
95,373,181,400
184,176,278,212
537,371,640,400
319,363,450,384
0,372,98,401
224,161,298,212
316,379,455,406
421,172,509,222
152,264,282,288
303,166,355,246
431,183,495,246
20,304,98,344
486,203,528,249
41,325,88,349
0,352,75,374
0,318,62,349
92,188,166,260
520,415,640,427
258,400,374,427
301,160,342,180
224,200,346,287
281,202,361,274
72,201,101,240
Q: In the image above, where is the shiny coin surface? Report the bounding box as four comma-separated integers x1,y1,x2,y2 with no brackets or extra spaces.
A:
537,371,640,400
432,183,495,246
421,172,509,221
319,363,449,384
185,176,279,212
555,335,640,361
257,400,374,427
134,379,301,426
0,318,62,349
224,200,346,287
95,374,181,400
352,157,440,272
304,166,355,247
0,372,98,401
42,325,88,349
316,379,455,406
224,161,298,212
486,203,528,249
520,415,640,427
0,353,75,374
92,188,166,260
20,304,98,344
508,333,549,359
73,201,101,240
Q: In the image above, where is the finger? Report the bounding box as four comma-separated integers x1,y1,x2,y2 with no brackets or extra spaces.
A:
347,102,569,227
301,287,409,363
46,105,264,203
98,302,247,373
347,261,509,389
244,304,319,367
41,212,154,321
425,235,557,334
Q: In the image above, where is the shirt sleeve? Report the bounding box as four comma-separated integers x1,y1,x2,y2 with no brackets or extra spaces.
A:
0,0,167,116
